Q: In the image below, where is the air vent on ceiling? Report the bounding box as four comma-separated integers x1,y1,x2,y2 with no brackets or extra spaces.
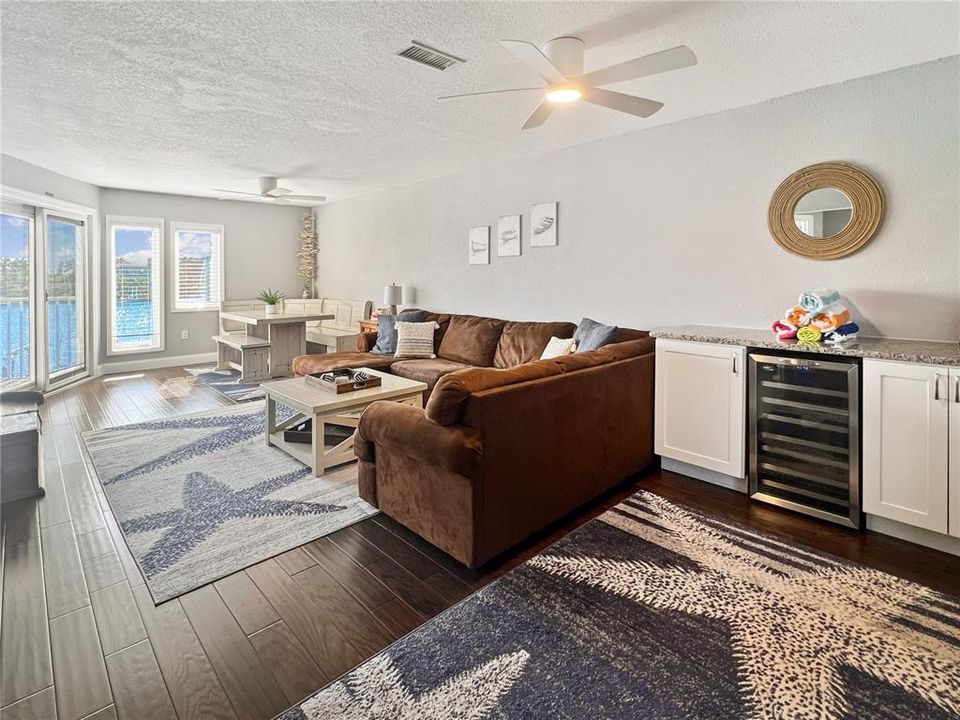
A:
396,41,464,71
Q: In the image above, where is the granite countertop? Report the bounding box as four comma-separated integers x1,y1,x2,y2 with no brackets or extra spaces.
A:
650,325,960,366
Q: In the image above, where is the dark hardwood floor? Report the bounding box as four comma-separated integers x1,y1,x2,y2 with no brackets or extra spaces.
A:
1,366,958,719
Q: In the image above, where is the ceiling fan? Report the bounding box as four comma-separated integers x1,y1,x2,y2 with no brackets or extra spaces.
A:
439,38,696,130
212,177,326,203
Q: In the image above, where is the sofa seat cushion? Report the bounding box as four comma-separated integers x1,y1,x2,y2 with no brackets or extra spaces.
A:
292,351,397,377
438,315,506,366
493,321,577,368
425,360,563,426
390,358,473,389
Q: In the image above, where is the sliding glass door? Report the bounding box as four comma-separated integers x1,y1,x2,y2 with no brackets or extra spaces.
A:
0,204,88,391
0,205,35,389
43,211,86,384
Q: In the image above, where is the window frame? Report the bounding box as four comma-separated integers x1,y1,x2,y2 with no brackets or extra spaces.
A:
170,221,225,313
106,215,165,356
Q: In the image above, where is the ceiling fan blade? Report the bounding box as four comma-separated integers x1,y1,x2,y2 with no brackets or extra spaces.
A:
281,195,327,202
499,40,566,84
582,88,663,118
265,187,292,197
579,45,697,87
439,87,544,101
521,101,555,130
217,195,271,202
211,188,262,197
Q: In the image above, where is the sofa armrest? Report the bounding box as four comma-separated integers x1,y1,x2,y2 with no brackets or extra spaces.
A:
358,401,483,479
358,331,379,352
461,352,655,561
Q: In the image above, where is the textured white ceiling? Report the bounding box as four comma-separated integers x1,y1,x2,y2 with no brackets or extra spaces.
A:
1,1,957,205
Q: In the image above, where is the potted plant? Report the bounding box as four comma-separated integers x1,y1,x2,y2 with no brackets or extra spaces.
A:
257,288,284,315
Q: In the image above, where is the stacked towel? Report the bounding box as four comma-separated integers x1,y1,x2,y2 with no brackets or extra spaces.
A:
771,288,858,345
823,322,860,344
809,306,851,332
796,326,822,345
798,288,841,315
771,319,797,340
785,306,811,328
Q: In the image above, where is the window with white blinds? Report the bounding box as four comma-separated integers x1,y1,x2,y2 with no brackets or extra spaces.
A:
171,222,224,312
106,216,164,355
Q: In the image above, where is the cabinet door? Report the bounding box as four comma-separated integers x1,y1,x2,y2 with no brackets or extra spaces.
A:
950,370,960,539
862,360,949,533
655,339,746,478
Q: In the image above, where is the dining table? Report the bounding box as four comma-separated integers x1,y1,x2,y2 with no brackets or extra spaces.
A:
217,309,334,378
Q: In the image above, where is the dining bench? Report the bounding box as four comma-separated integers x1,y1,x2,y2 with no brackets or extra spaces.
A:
212,300,272,381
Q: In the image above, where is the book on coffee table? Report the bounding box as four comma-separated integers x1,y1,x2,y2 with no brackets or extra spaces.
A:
304,368,382,394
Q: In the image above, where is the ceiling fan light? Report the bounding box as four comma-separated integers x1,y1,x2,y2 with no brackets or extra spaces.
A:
545,86,581,103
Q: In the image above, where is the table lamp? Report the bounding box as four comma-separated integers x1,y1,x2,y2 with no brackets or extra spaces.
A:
383,284,402,315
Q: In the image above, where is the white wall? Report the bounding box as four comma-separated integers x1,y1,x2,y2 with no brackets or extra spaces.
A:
315,57,959,342
1,153,100,209
99,190,306,364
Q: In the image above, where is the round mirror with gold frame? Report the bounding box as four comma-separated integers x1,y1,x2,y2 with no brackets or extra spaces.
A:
768,162,884,260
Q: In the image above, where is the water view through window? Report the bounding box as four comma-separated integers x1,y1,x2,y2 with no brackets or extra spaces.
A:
0,212,32,381
111,223,161,352
1,211,88,384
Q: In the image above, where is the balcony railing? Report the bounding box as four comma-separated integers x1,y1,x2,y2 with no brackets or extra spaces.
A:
1,296,84,382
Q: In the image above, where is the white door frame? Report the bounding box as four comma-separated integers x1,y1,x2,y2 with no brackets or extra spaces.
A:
38,207,90,391
0,201,37,390
0,184,99,390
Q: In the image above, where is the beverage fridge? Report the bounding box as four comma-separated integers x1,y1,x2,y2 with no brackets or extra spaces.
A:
748,352,861,528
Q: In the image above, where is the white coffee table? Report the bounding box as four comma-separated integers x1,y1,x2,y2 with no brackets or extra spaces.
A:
262,368,427,476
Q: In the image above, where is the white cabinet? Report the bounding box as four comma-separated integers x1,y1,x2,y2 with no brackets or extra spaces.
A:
862,360,954,534
951,371,960,538
655,339,746,478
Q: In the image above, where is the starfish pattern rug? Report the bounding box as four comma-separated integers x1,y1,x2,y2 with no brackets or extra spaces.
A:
183,364,265,403
281,490,960,719
83,401,376,604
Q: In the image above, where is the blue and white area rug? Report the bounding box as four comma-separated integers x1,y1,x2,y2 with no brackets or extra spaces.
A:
83,401,375,604
281,490,960,719
185,364,264,403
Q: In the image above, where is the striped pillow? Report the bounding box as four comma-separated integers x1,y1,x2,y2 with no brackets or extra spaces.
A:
394,321,439,358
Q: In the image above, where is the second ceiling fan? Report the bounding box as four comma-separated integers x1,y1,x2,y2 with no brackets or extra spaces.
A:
440,37,696,130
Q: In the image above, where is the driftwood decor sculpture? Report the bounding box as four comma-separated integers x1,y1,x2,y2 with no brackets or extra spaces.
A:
297,213,318,298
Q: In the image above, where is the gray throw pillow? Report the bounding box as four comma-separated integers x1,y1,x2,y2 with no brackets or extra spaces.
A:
574,317,618,352
371,310,426,354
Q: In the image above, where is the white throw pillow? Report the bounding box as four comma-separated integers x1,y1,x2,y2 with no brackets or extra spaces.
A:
540,336,577,359
394,321,440,358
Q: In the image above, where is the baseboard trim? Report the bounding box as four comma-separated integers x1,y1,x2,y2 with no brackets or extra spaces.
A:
661,457,748,494
98,352,217,375
866,515,960,557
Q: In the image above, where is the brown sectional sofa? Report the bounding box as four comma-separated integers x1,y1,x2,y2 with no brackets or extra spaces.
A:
291,310,656,568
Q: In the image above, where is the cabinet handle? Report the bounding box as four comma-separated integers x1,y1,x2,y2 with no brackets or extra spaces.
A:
732,355,737,375
934,373,943,400
955,375,960,404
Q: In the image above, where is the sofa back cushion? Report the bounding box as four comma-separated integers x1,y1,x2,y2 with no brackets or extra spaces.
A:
438,314,506,366
493,321,577,368
426,361,561,425
426,335,655,425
